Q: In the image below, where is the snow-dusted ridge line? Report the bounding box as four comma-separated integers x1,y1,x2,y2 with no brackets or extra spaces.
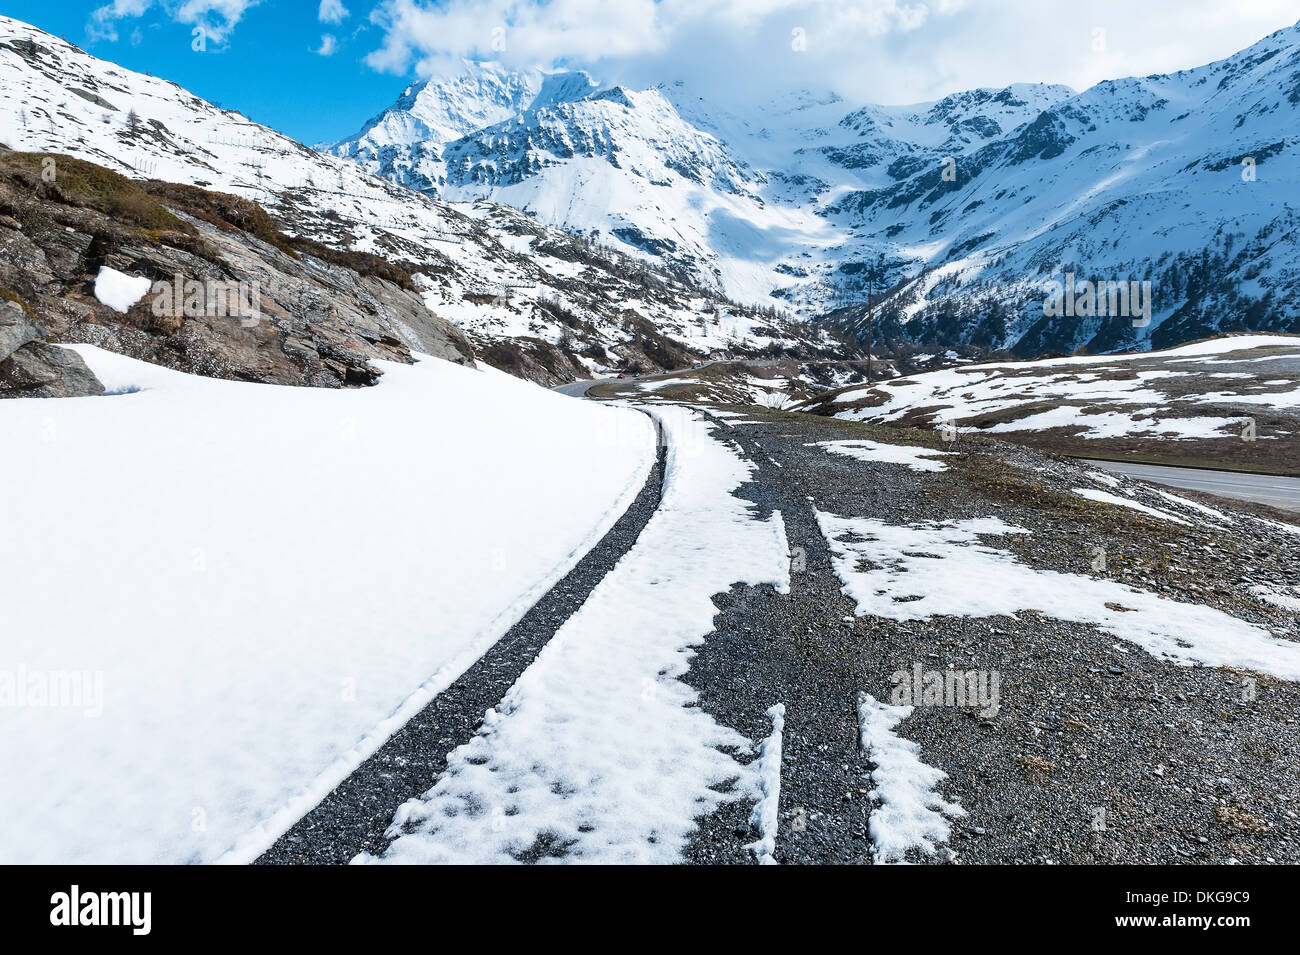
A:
360,406,791,864
330,19,1300,356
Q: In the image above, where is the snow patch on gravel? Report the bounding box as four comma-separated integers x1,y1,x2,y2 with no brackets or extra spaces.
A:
811,439,952,472
817,512,1300,680
362,406,791,864
1072,487,1192,525
1152,489,1230,523
747,703,785,866
1085,470,1121,488
1251,585,1300,613
857,692,965,864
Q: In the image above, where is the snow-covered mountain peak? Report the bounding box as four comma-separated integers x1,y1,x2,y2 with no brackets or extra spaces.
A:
328,22,1300,355
0,15,838,387
343,61,542,151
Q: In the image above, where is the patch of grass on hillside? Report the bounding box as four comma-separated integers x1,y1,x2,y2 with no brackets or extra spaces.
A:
4,150,421,294
291,237,416,291
0,151,190,234
142,181,415,288
142,180,296,256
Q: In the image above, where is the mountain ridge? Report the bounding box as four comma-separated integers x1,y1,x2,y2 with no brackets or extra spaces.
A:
329,23,1300,356
0,16,843,387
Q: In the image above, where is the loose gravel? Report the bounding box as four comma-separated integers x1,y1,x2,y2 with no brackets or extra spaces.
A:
681,407,1300,865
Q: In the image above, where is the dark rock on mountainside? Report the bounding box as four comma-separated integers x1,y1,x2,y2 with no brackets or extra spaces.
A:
0,149,475,392
0,299,104,397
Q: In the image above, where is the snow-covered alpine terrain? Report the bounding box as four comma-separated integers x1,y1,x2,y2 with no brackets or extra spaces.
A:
1,3,1298,878
331,25,1300,356
0,16,837,385
798,332,1300,473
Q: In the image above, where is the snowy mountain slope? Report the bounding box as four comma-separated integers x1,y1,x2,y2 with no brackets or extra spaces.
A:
332,68,825,301
0,17,839,385
332,62,1071,312
825,22,1300,356
332,24,1300,357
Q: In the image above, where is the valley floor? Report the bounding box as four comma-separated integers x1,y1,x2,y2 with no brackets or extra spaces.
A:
675,408,1300,864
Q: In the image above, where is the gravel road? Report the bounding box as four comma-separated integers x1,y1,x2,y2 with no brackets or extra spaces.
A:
678,407,1300,864
259,397,1300,865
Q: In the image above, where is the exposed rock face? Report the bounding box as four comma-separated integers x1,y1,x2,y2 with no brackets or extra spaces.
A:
0,300,105,398
0,297,38,356
0,151,476,392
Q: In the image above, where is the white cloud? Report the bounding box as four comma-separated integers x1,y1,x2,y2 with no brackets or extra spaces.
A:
361,0,1300,109
88,0,259,46
87,0,153,42
364,0,665,75
319,0,350,25
316,33,338,56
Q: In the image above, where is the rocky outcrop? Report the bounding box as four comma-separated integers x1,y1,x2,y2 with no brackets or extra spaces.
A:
0,300,105,398
0,150,476,392
0,296,38,356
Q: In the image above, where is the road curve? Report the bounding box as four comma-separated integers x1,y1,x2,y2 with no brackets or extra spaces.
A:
1085,459,1300,513
553,379,603,397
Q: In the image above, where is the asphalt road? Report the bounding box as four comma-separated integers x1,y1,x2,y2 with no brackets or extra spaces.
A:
1085,459,1300,514
552,379,604,397
552,361,725,398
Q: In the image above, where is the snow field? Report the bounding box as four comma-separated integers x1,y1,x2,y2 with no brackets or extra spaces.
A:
0,348,655,863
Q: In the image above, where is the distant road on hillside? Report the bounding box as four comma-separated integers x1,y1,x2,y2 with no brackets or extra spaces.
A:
1086,460,1300,514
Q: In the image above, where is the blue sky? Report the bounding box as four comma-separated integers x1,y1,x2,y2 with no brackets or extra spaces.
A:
3,1,408,145
6,1,1300,146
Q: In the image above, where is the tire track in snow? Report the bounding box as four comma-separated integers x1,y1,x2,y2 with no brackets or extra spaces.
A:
257,442,666,865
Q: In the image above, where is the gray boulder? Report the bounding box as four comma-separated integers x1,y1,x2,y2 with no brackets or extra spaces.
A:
0,300,38,362
0,300,106,398
0,340,106,398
